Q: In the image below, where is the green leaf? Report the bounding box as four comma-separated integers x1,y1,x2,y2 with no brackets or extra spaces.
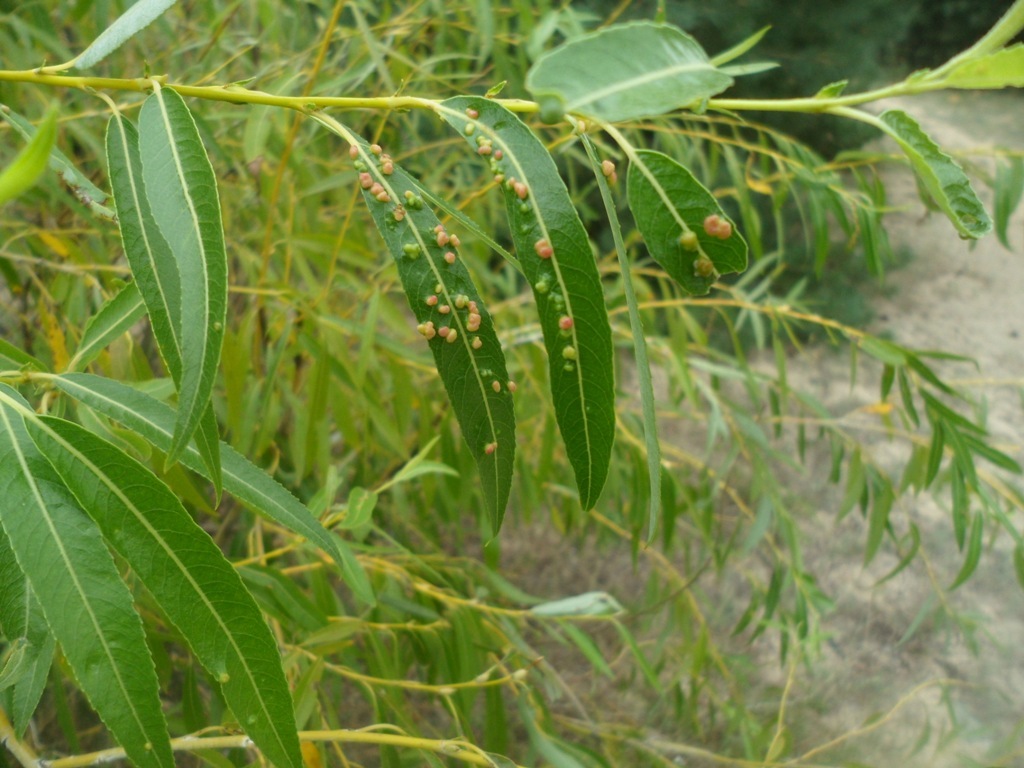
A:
0,531,55,736
439,97,616,509
339,486,378,530
0,339,47,372
525,22,733,122
1014,544,1024,590
26,416,302,768
343,131,515,532
878,109,992,239
0,386,172,768
48,372,374,606
1,105,114,218
938,45,1024,89
710,26,771,66
627,149,748,295
949,512,983,590
137,88,227,466
0,106,57,206
68,281,146,372
106,115,182,376
875,523,920,586
529,591,623,617
75,0,179,68
814,79,849,98
994,157,1024,249
864,479,893,566
106,110,223,495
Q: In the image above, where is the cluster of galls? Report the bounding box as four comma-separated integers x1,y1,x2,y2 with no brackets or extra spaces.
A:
417,279,485,349
350,143,396,203
675,213,733,279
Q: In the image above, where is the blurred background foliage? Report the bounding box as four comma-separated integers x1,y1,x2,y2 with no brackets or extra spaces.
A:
1,1,1022,767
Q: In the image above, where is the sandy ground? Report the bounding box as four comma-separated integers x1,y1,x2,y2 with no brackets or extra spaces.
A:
776,91,1024,767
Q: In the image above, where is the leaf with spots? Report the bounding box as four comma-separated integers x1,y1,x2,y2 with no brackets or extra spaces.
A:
439,96,615,509
25,415,302,768
878,109,992,239
338,129,515,533
627,149,748,296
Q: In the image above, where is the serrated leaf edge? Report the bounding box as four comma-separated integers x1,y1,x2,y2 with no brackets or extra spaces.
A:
29,415,299,768
0,391,170,767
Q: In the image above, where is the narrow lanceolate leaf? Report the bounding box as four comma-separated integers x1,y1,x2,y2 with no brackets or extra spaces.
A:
0,386,172,768
938,45,1024,89
949,512,984,590
525,22,733,122
74,0,179,69
995,157,1024,249
106,110,222,494
439,97,615,509
344,133,515,532
68,281,146,372
0,106,56,206
879,110,992,239
26,417,302,768
138,88,227,466
48,373,374,605
0,529,55,737
627,149,748,296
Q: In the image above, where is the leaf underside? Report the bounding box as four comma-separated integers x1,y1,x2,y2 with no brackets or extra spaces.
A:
879,109,992,239
526,22,733,122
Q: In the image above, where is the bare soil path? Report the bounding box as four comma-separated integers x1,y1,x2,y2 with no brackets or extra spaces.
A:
788,90,1024,767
